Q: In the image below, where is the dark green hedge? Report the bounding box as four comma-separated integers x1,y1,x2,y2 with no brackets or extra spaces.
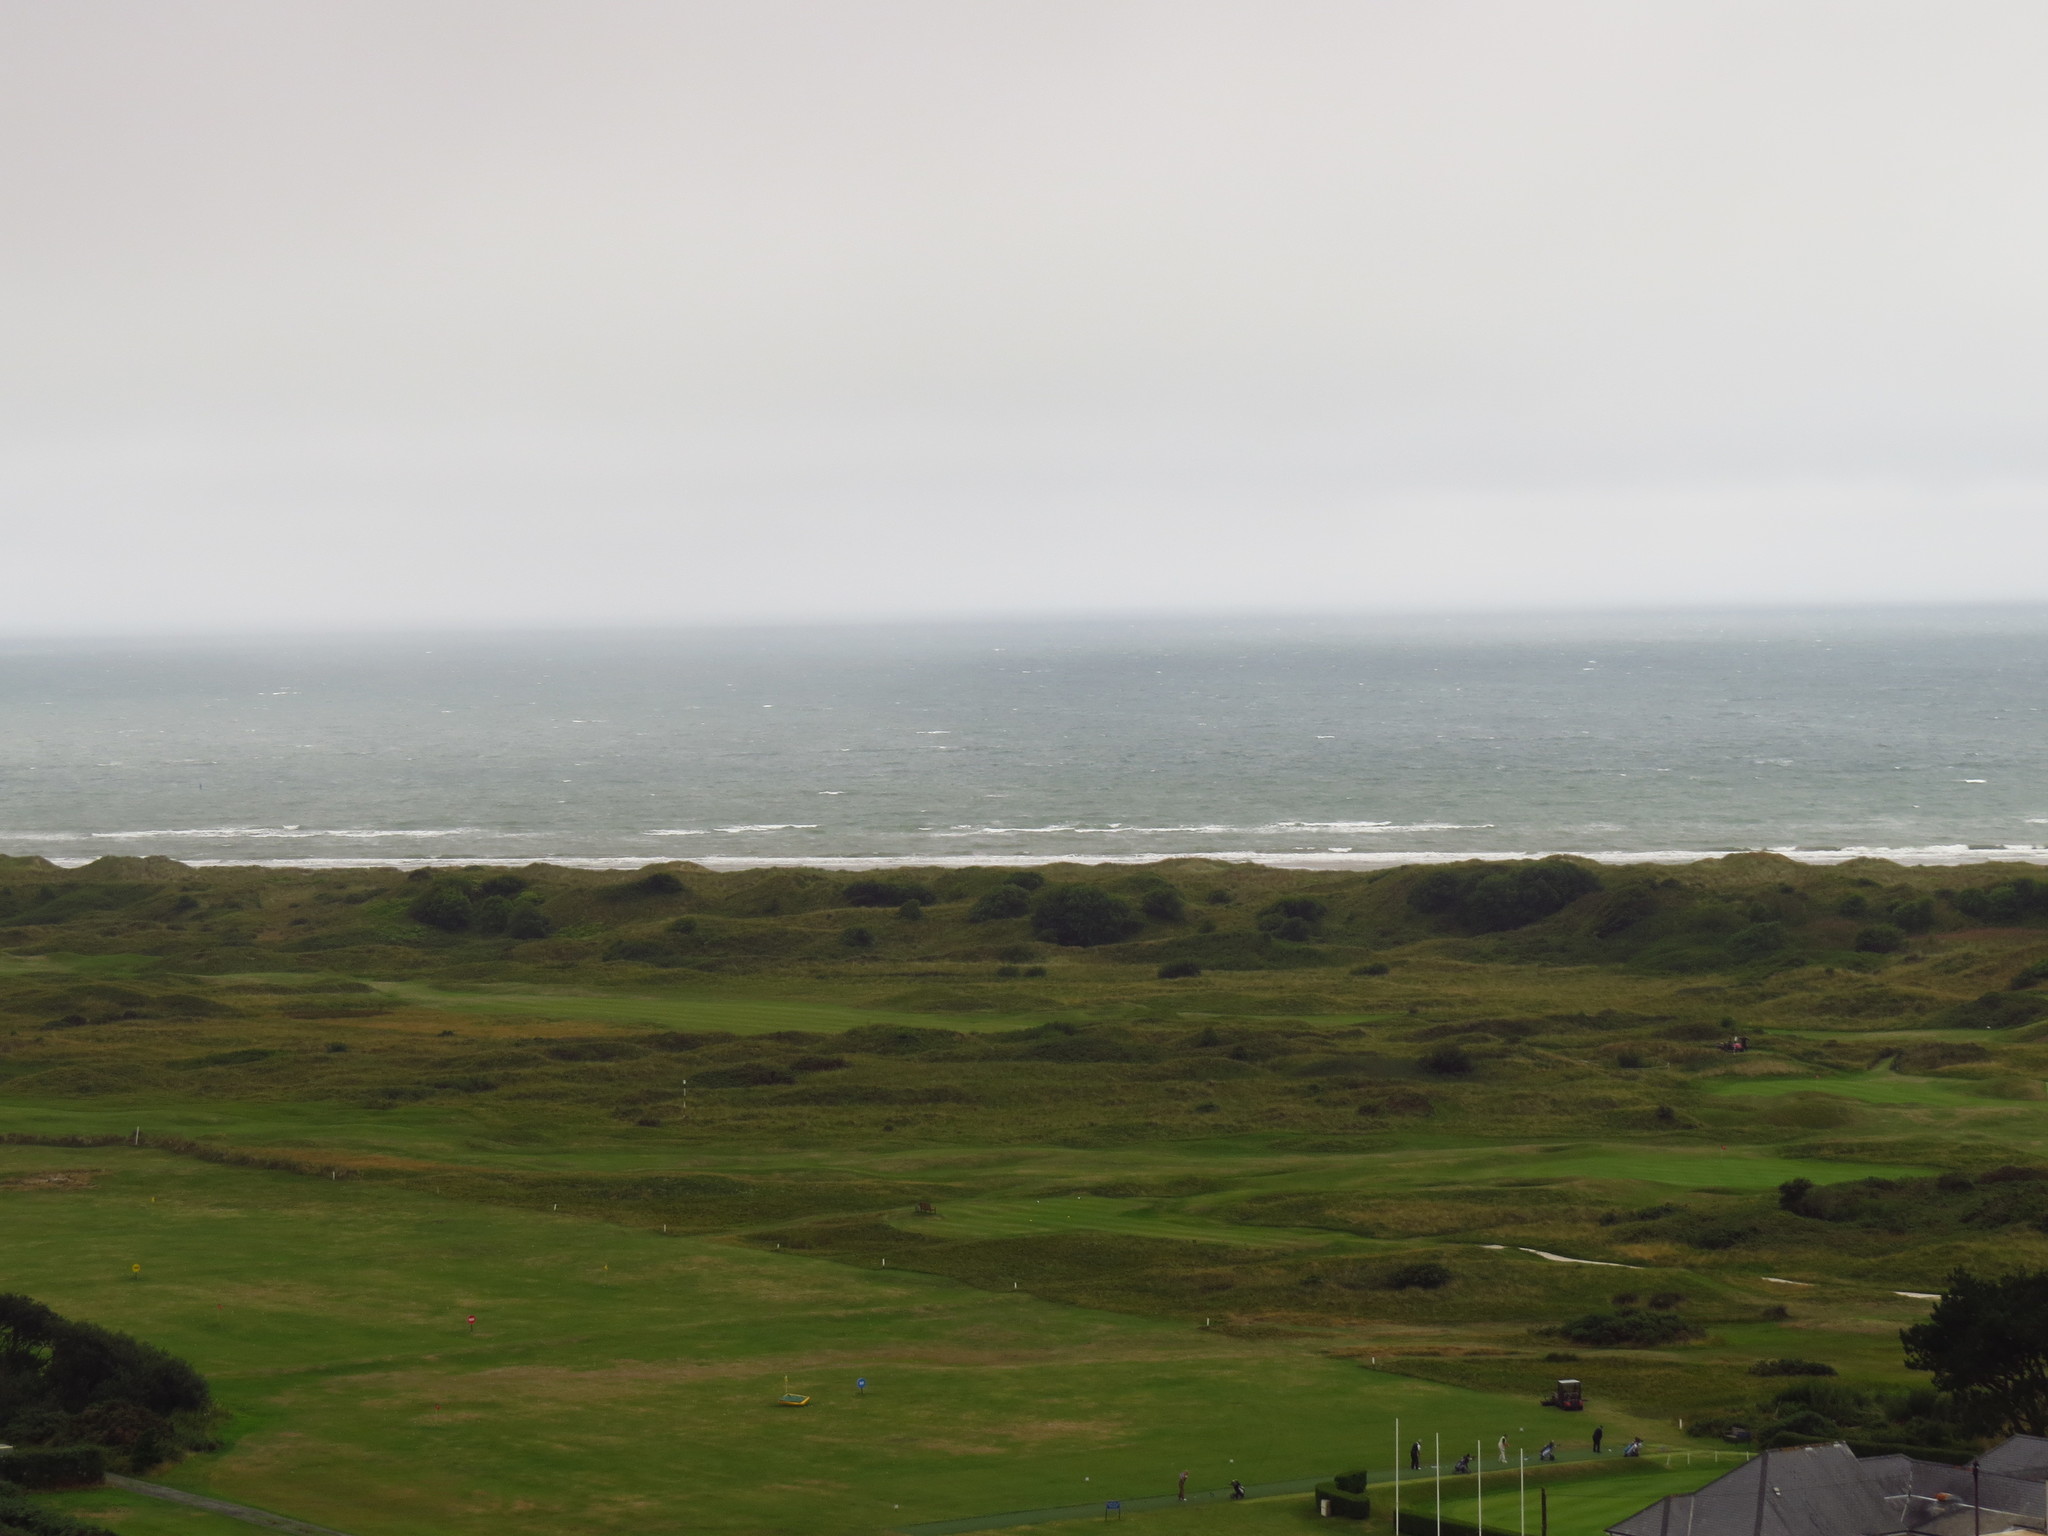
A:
1396,1513,1480,1536
0,1446,104,1489
1314,1482,1373,1520
0,1479,117,1536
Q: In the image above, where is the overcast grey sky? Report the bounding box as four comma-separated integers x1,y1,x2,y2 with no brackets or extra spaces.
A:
4,1,2047,632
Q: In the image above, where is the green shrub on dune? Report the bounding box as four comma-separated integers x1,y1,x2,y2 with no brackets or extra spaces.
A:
1030,885,1142,947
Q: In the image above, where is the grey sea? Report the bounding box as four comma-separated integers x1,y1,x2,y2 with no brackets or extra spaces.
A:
2,608,2044,871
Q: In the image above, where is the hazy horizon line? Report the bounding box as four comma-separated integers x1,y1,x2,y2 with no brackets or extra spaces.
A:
6,596,2048,649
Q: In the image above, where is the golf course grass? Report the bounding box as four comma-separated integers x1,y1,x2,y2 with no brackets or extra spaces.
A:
8,852,2048,1534
34,1488,259,1536
2,1141,1629,1536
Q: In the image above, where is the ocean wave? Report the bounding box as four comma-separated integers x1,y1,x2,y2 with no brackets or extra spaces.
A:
48,826,508,841
923,820,1491,837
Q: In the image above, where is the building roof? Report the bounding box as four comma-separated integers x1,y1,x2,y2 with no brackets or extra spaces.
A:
1608,1441,2048,1536
1977,1439,2048,1483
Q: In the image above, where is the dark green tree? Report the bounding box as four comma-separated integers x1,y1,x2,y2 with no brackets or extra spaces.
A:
1139,885,1186,922
1729,921,1788,959
1030,886,1142,947
406,880,474,932
843,880,935,908
1777,1177,1820,1216
0,1292,209,1472
1901,1267,2048,1434
967,885,1031,922
505,897,553,940
1408,859,1601,932
1256,897,1327,938
1889,898,1936,933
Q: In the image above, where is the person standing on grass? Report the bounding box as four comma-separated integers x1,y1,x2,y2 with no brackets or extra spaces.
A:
1540,1442,1555,1462
1498,1436,1508,1464
1231,1480,1246,1500
1178,1471,1189,1502
1411,1441,1422,1471
1593,1425,1604,1454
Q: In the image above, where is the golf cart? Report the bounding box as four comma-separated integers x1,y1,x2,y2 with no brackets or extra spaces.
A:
1541,1378,1584,1411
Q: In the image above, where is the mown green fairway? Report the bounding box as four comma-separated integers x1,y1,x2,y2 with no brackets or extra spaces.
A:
36,1488,259,1536
0,1142,1654,1536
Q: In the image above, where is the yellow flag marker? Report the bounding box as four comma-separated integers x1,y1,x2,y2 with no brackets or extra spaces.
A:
131,1264,141,1277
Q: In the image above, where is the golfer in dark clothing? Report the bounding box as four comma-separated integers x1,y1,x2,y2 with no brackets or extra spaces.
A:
1454,1454,1471,1475
1539,1441,1555,1462
1592,1426,1604,1454
1411,1442,1422,1470
1231,1480,1246,1500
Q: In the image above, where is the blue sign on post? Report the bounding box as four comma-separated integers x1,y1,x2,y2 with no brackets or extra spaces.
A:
856,1377,867,1394
1104,1501,1121,1520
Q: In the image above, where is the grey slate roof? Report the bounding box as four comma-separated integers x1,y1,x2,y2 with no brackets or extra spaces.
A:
1608,1440,2048,1536
1978,1439,2048,1484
